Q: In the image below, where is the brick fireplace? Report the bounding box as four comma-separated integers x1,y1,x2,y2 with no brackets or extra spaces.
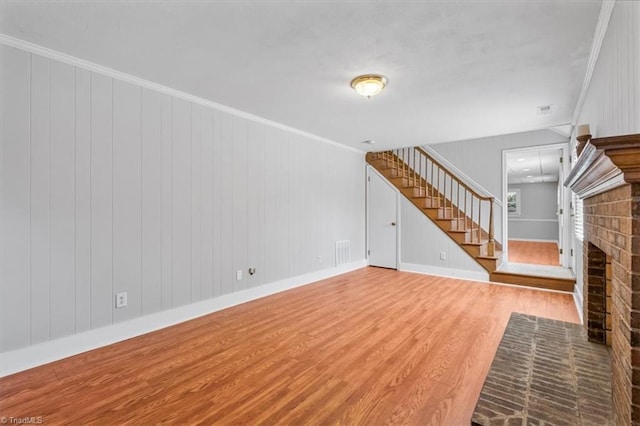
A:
566,133,640,424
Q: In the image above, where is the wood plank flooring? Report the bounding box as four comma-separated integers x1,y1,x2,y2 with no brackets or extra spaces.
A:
0,267,579,425
508,240,560,266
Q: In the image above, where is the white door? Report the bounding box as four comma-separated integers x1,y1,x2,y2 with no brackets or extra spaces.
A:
557,171,564,266
368,168,397,269
557,148,568,267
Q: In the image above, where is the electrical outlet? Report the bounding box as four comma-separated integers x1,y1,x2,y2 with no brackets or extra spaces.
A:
317,256,323,264
236,270,243,281
115,292,128,309
440,252,447,261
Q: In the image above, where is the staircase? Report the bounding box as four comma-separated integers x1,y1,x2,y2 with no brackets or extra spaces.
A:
366,148,575,292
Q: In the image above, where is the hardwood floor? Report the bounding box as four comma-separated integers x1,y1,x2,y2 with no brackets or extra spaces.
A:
0,267,579,425
507,240,560,266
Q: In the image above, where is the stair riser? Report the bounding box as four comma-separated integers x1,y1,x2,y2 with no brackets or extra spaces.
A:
489,273,574,292
367,152,503,274
461,244,488,257
476,257,500,272
414,198,443,208
435,219,454,232
449,232,469,244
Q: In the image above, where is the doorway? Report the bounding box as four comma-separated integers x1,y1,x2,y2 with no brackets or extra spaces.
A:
367,167,398,269
503,144,571,269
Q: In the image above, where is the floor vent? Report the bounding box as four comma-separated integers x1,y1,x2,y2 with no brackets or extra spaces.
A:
335,240,351,266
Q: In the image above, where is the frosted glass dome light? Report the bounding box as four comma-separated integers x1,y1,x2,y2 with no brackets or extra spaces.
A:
350,74,388,98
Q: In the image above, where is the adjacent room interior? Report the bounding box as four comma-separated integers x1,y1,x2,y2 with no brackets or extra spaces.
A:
505,146,565,268
1,1,639,424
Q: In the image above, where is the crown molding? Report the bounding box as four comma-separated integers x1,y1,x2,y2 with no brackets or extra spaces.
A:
564,133,640,199
0,34,363,155
548,124,573,139
571,0,616,125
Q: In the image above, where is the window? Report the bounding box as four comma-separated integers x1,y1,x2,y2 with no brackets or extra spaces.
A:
570,137,584,241
507,188,521,216
574,194,584,241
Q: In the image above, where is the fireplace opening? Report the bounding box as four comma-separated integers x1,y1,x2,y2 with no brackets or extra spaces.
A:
585,242,610,345
605,255,612,346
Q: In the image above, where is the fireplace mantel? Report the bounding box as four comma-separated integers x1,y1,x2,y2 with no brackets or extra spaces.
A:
564,133,640,198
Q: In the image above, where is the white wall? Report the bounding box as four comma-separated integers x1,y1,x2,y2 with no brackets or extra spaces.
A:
508,182,559,241
428,129,568,249
430,129,568,202
0,43,366,354
399,197,488,281
571,1,640,320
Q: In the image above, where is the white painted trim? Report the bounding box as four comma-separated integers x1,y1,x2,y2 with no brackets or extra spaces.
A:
548,124,574,139
396,188,402,270
0,34,362,155
508,218,558,223
399,262,489,282
365,167,371,262
573,283,584,324
367,166,400,270
0,260,367,377
571,0,616,125
508,237,559,243
502,142,570,265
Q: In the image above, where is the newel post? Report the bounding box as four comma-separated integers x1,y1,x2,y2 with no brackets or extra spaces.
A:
487,198,495,257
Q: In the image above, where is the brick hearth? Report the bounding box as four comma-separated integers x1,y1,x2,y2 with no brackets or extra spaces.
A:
472,313,612,425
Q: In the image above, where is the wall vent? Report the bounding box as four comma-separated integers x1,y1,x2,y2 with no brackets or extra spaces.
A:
335,240,351,266
537,105,553,115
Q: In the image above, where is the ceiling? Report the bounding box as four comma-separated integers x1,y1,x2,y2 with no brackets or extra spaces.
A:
506,148,562,185
0,1,602,151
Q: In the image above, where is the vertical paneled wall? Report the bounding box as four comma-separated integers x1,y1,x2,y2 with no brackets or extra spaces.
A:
577,1,640,137
0,44,365,352
400,198,488,278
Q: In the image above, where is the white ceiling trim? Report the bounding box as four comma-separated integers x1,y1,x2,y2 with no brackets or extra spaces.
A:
548,124,574,139
571,0,616,126
0,33,363,155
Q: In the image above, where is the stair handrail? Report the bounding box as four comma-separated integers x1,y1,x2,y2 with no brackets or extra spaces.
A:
415,147,494,202
417,145,502,206
415,146,496,256
368,148,497,257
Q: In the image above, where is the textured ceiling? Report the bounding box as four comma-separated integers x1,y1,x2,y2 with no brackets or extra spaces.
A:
0,1,602,151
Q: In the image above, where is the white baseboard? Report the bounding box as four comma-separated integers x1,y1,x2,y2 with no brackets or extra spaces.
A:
398,262,489,283
508,238,559,243
0,260,367,377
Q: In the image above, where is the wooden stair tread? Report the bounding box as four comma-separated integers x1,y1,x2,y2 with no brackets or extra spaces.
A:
367,152,503,275
491,269,574,281
450,229,480,234
490,270,575,292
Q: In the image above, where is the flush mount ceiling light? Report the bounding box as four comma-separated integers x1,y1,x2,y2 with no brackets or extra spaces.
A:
350,74,388,98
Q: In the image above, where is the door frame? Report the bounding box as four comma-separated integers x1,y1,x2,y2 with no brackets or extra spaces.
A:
501,143,571,268
366,166,400,269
